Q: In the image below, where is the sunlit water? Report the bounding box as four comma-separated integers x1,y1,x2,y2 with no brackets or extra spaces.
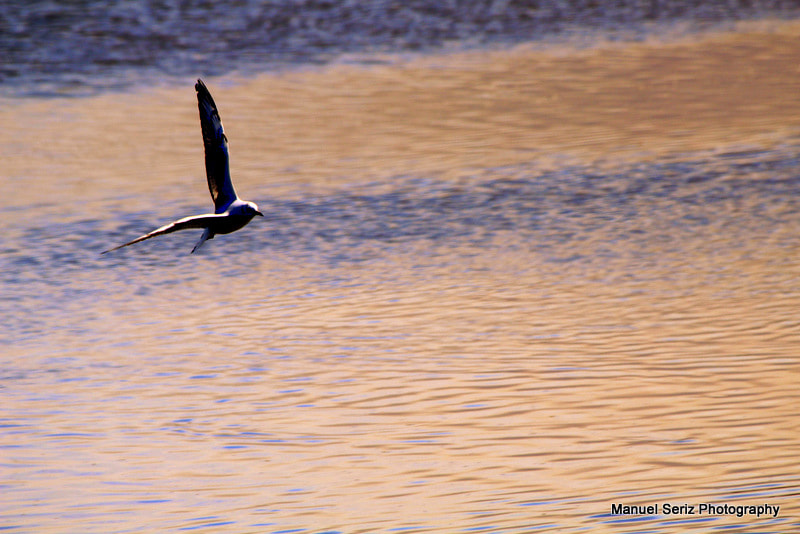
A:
3,21,800,534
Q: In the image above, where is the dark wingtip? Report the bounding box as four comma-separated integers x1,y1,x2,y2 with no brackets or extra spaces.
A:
195,78,216,108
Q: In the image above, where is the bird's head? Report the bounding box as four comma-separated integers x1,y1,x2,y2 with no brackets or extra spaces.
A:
244,201,263,218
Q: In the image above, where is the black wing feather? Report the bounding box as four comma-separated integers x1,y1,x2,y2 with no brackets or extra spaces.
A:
196,79,238,213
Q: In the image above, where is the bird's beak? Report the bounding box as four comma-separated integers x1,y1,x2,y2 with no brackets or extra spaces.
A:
256,210,264,217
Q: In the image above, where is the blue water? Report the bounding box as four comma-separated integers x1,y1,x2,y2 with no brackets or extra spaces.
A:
2,0,799,97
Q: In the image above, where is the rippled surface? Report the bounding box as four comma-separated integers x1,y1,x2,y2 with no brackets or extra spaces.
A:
3,0,798,96
3,24,800,534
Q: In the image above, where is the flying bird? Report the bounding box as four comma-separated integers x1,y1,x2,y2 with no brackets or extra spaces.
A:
103,79,263,254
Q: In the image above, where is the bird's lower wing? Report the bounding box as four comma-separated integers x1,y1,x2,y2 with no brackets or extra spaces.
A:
102,214,224,254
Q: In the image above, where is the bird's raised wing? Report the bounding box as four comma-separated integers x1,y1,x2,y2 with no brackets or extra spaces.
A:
196,79,238,213
102,213,226,254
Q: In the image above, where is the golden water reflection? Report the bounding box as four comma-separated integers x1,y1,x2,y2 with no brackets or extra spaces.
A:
2,20,800,534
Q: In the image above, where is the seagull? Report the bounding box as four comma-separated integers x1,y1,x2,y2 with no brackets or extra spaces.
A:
103,79,263,254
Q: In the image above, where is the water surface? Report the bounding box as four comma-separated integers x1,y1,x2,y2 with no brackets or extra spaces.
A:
2,20,800,534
